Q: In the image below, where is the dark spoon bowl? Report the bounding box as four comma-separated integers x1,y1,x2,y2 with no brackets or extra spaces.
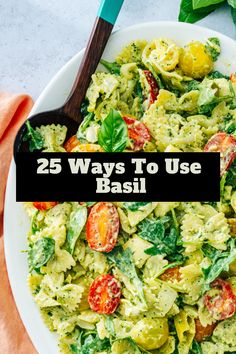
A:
14,110,78,157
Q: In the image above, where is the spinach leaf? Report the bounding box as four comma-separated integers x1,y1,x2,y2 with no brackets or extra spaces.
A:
207,71,229,79
71,334,110,354
23,120,44,152
228,0,236,8
98,109,128,152
138,218,185,262
28,237,55,272
179,0,223,23
106,246,146,304
202,239,236,293
123,202,150,211
205,37,221,62
66,206,87,254
100,59,121,75
190,339,203,354
193,0,225,9
31,210,40,234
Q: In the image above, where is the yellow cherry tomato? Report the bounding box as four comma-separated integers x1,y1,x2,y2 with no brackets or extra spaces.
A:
179,41,213,79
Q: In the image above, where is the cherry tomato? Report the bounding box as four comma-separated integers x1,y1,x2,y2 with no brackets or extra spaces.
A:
204,278,236,320
33,202,58,211
230,73,236,83
64,135,80,152
204,132,236,175
159,266,181,282
123,116,151,151
74,144,103,152
194,318,216,342
143,70,159,105
86,202,119,252
88,274,121,314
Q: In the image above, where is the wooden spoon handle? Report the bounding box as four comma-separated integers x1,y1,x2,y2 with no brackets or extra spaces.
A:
62,0,124,123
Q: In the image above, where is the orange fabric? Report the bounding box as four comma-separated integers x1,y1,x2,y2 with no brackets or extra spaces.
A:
0,92,37,354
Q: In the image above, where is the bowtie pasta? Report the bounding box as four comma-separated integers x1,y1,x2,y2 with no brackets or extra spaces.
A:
24,36,236,354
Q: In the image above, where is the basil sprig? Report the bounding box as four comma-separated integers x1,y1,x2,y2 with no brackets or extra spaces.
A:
98,109,128,152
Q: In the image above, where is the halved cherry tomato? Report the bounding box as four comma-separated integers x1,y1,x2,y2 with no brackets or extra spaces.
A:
33,202,58,211
86,202,119,252
204,278,236,320
159,266,181,282
123,116,151,151
64,135,80,152
204,132,236,175
230,73,236,83
88,274,121,314
143,70,159,105
228,218,236,235
194,318,216,342
74,144,103,152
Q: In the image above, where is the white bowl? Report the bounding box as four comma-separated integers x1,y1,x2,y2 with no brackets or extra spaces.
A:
4,21,236,354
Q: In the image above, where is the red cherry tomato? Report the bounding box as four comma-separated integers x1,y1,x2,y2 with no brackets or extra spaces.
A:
123,116,151,151
88,274,121,314
159,266,181,282
64,135,80,152
33,202,58,211
204,132,236,175
204,278,236,320
143,70,159,105
194,319,216,342
86,202,119,252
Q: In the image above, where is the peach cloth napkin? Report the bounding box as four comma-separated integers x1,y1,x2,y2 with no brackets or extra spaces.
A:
0,92,37,354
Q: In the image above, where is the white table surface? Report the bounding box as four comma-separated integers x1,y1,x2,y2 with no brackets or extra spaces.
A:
1,0,235,99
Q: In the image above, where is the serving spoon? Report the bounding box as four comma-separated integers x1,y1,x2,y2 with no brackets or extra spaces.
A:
14,0,124,157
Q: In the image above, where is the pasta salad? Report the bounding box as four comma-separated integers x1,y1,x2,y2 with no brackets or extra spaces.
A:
24,36,236,354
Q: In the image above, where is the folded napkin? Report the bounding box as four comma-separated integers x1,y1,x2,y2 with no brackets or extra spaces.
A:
0,92,37,354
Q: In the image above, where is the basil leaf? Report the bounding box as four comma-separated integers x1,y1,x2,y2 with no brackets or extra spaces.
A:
179,0,224,23
123,202,150,211
226,159,236,186
193,0,225,9
202,239,236,293
74,335,110,354
231,6,236,23
228,0,236,8
66,206,87,254
205,37,221,62
106,246,146,305
23,120,44,152
28,237,55,272
100,59,121,75
98,109,128,152
186,80,200,92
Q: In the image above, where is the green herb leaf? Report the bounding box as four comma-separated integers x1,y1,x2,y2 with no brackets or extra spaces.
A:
226,159,236,186
207,71,230,79
98,109,128,152
28,237,55,272
190,339,203,354
106,246,146,304
23,120,44,152
104,315,115,337
193,0,225,10
179,0,223,23
186,80,200,92
205,37,221,62
202,239,236,293
77,112,94,139
228,0,236,8
231,6,236,23
138,218,185,262
100,59,121,75
66,206,87,254
74,334,110,354
123,202,150,212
